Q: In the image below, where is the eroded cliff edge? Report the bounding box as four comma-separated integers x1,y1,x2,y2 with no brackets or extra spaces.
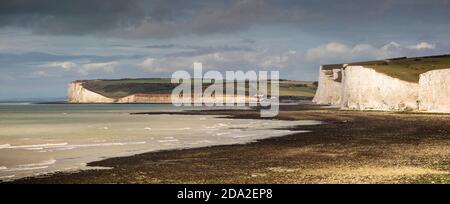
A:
313,55,450,113
68,81,116,103
68,81,173,103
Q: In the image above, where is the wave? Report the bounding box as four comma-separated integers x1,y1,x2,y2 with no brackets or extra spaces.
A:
0,144,11,149
5,166,49,172
232,134,258,138
17,159,56,167
203,123,230,129
0,143,68,150
0,159,56,173
214,132,231,136
0,141,146,151
187,140,213,145
155,127,193,131
158,139,179,143
66,141,147,148
0,175,15,179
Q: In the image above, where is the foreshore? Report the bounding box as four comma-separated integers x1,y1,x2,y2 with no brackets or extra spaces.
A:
8,104,450,184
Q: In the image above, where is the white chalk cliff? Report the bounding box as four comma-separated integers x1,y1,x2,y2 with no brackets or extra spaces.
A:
418,69,450,112
68,81,255,104
68,82,116,103
313,65,450,113
312,66,342,106
68,81,172,103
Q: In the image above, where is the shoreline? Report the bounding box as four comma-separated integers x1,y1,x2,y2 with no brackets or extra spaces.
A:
7,104,450,184
1,105,317,182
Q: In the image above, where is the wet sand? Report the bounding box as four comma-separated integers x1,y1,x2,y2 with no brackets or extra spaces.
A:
8,104,450,184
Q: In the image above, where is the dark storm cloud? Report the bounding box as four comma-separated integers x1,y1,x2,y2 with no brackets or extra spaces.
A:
0,0,200,37
240,39,256,45
0,0,147,35
1,0,449,38
143,44,176,49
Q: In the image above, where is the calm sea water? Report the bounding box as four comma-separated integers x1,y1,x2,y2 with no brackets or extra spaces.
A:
0,103,320,181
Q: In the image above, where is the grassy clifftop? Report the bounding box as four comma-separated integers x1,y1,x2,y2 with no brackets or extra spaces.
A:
81,78,176,99
76,78,317,99
363,55,450,83
323,54,450,83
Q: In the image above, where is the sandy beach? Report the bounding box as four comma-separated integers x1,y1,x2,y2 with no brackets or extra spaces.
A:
8,104,450,184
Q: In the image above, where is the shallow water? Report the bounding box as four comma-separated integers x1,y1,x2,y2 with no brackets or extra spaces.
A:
0,103,321,180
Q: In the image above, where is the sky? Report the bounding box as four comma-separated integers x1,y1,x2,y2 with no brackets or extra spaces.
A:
1,0,450,99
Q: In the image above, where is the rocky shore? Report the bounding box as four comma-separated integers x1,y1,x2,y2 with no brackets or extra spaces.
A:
8,104,450,184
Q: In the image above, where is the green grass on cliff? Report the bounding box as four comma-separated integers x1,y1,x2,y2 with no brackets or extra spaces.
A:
323,54,450,83
81,78,178,99
351,55,450,83
79,78,317,99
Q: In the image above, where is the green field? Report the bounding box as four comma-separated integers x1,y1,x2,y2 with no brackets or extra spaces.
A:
277,80,317,97
79,78,317,99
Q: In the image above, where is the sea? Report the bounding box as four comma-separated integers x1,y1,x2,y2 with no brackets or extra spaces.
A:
0,103,321,181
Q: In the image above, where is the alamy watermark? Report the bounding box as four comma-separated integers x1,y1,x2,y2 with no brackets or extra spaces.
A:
171,62,279,117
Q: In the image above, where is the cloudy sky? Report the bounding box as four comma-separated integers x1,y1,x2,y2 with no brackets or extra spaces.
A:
1,0,450,99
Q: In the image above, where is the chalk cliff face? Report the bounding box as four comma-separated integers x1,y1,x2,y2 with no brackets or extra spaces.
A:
68,82,115,103
312,66,342,106
68,82,173,103
313,65,450,113
342,66,419,111
118,94,172,103
68,81,255,104
418,69,450,112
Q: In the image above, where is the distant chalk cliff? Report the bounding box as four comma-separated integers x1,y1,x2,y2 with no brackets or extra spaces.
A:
67,81,173,103
68,81,116,103
67,79,255,104
67,78,316,104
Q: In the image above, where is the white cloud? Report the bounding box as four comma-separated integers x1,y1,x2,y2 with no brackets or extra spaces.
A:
306,42,389,61
79,61,118,75
306,42,350,61
407,42,436,50
44,61,78,70
139,49,300,73
38,61,118,76
306,41,436,62
381,41,402,51
139,57,194,72
25,70,51,78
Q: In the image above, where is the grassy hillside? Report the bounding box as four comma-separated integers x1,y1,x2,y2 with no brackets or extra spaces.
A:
324,54,450,83
278,80,317,97
78,78,317,99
